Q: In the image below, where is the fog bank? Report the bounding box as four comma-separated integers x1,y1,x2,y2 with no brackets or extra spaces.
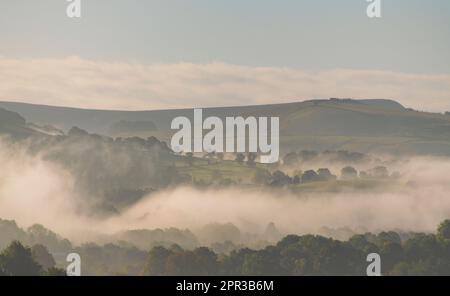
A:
1,139,450,244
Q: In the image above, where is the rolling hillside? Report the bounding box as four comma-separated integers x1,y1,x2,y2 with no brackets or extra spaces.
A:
1,99,450,156
0,108,44,139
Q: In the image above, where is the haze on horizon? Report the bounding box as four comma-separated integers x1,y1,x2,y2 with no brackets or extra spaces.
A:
0,0,449,111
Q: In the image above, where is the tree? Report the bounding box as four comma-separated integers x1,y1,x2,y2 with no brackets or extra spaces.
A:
165,250,197,276
159,247,220,276
403,233,439,262
221,248,255,276
377,231,402,246
437,220,450,241
317,168,336,181
241,246,284,276
270,170,292,187
370,166,389,179
348,234,379,254
301,170,320,183
359,171,369,179
31,244,56,270
0,241,43,276
380,241,403,273
0,218,27,250
143,246,173,276
45,267,67,276
192,247,218,275
292,170,303,184
27,224,71,253
235,153,245,164
341,166,358,180
247,152,257,167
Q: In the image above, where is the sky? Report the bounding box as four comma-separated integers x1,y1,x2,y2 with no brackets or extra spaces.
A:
0,0,449,111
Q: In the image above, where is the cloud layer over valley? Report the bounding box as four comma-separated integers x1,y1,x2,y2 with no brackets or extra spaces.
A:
1,57,449,112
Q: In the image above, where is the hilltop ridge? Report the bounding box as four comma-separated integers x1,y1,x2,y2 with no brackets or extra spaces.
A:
1,99,450,156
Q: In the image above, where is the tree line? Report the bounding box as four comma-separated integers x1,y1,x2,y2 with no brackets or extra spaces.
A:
3,220,450,276
141,220,450,276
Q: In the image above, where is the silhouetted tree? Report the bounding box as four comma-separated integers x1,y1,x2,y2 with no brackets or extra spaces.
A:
341,166,358,180
437,220,450,241
235,153,245,164
45,267,66,276
270,171,292,186
143,246,173,276
302,170,320,183
0,241,43,276
317,168,336,181
31,244,56,270
247,153,257,167
370,166,389,179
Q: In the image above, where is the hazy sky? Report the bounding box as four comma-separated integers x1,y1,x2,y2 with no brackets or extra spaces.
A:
1,0,449,110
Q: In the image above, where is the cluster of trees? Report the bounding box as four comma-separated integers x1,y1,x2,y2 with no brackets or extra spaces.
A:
185,152,261,167
283,150,369,166
6,117,401,215
115,228,199,251
253,165,397,187
142,220,450,276
1,218,278,275
24,127,194,215
2,220,450,276
0,241,64,276
143,246,218,276
205,150,368,168
234,153,258,166
71,243,148,276
0,219,71,253
262,168,337,187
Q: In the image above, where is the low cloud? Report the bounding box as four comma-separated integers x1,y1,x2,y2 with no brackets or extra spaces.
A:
2,136,450,243
0,56,449,111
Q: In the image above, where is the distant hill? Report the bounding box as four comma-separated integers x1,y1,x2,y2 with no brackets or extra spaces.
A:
1,99,450,156
357,99,406,111
0,108,42,139
109,120,157,135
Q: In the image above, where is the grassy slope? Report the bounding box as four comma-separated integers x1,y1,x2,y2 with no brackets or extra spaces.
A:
280,100,450,155
1,99,450,155
0,108,43,139
173,157,267,184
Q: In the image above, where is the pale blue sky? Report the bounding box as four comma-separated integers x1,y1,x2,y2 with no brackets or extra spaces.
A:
1,1,450,111
1,0,450,74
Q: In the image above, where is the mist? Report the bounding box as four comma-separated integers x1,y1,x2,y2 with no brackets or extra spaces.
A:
111,178,450,237
2,137,450,247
